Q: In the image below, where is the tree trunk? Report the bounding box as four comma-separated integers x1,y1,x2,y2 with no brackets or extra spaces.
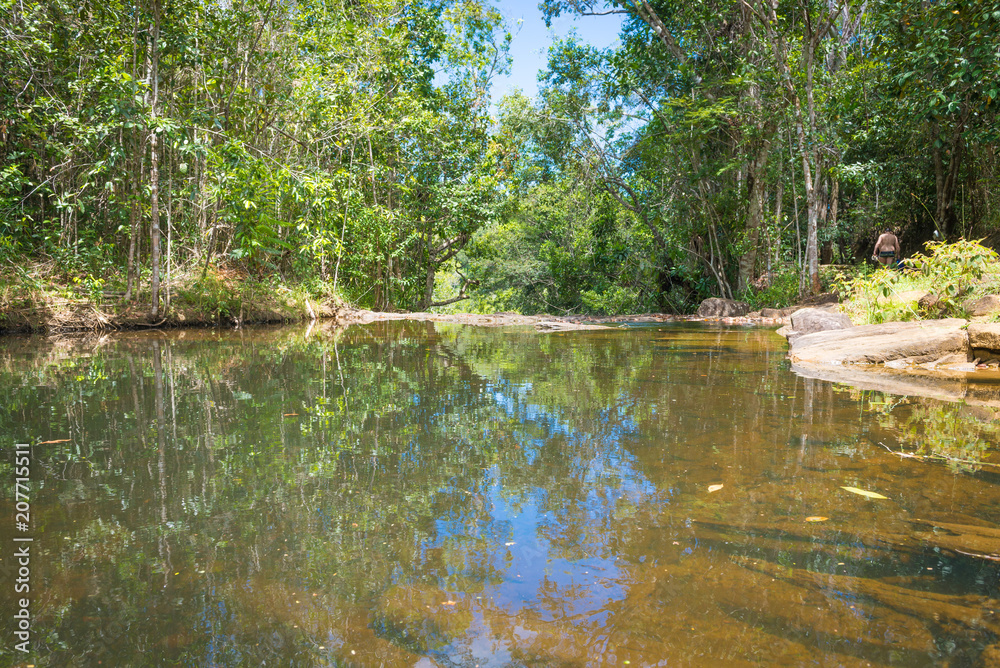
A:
738,136,772,291
149,1,162,320
821,177,839,264
423,264,435,310
934,120,965,239
124,140,140,302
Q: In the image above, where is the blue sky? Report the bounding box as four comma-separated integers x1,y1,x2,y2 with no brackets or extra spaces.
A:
490,0,624,101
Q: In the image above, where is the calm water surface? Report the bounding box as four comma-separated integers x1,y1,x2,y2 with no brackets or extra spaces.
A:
0,321,999,667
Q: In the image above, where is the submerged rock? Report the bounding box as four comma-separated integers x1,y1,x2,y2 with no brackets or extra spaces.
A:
696,298,749,318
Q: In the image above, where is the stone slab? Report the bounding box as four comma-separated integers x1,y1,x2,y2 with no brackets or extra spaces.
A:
788,319,969,366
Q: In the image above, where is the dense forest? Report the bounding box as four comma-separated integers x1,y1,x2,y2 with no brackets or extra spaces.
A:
1,0,999,318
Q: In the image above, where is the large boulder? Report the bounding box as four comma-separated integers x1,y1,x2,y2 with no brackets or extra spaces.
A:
777,307,853,343
696,298,749,318
788,319,970,366
790,308,853,335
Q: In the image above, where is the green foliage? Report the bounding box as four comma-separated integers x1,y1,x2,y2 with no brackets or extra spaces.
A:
834,239,1000,323
0,0,511,312
904,239,999,316
833,265,919,325
464,181,663,315
72,274,106,304
2,0,1000,315
175,271,241,320
580,285,646,316
738,267,800,311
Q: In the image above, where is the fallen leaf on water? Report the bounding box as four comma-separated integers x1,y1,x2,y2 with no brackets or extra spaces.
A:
841,486,888,500
805,516,829,522
708,484,724,493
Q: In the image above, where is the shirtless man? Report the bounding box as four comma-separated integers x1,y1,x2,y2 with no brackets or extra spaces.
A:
872,229,900,267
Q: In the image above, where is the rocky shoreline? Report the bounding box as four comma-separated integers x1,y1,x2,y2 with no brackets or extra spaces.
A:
771,304,1000,408
330,305,789,330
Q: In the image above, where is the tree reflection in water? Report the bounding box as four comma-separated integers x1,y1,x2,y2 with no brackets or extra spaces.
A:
0,321,997,666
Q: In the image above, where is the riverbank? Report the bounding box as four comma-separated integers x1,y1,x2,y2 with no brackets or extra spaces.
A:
332,306,789,329
0,264,346,334
0,264,791,335
1,293,790,335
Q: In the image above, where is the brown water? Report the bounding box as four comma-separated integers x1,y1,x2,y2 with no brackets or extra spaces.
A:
0,321,998,667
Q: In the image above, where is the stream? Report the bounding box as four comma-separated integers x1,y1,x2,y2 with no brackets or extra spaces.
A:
0,321,998,666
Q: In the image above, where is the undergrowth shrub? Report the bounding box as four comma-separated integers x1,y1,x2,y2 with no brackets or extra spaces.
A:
905,239,998,316
834,239,1000,323
740,267,800,310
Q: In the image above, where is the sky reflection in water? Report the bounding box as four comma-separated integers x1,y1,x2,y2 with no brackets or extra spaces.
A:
0,321,998,666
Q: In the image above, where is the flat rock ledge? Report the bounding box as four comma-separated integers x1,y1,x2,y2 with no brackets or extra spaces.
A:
788,319,972,366
787,320,1000,406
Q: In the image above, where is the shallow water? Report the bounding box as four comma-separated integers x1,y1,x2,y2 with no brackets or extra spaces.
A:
0,321,998,667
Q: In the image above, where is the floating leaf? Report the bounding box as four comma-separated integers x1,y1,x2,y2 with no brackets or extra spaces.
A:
841,486,888,499
708,484,724,493
805,516,829,522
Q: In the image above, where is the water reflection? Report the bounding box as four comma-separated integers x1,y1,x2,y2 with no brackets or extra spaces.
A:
0,322,998,666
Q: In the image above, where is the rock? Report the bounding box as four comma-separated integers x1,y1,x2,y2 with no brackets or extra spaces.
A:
800,292,840,306
918,292,940,312
761,306,800,318
916,353,969,370
939,362,978,373
968,323,1000,351
534,321,610,331
789,319,969,366
778,307,853,343
981,645,1000,668
967,295,1000,317
697,298,749,318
